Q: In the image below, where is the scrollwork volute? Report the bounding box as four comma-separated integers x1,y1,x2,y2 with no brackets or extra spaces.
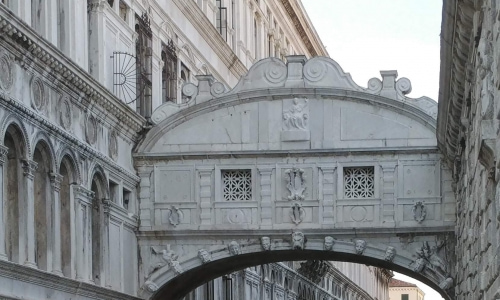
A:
303,59,327,82
264,62,287,84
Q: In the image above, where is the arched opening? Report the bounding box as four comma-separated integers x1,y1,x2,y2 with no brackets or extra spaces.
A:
90,171,105,286
59,155,76,278
33,141,52,271
3,124,25,263
151,248,452,300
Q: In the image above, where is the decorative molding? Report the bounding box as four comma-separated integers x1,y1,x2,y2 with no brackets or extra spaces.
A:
21,159,37,179
0,51,14,90
412,201,427,223
30,76,46,112
49,172,63,192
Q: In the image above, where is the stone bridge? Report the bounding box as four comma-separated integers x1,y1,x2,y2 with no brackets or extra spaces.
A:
134,56,457,299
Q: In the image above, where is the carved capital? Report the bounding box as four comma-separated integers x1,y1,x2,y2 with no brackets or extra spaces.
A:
22,159,38,179
102,198,112,215
73,185,94,206
49,173,63,192
0,145,8,165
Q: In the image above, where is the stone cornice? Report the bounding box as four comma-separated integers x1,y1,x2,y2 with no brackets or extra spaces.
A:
0,95,140,185
0,6,146,135
0,259,141,300
437,0,475,166
279,0,328,57
167,0,247,79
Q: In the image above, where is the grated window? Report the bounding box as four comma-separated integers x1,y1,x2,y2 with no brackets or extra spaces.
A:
222,170,252,201
344,167,375,198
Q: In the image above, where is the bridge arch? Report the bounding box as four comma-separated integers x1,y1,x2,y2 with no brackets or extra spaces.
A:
135,56,456,300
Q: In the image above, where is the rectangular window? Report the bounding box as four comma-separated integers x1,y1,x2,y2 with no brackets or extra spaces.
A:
123,188,131,210
109,181,120,204
216,0,228,41
222,170,252,201
401,294,409,300
135,13,153,118
343,166,375,198
161,40,177,103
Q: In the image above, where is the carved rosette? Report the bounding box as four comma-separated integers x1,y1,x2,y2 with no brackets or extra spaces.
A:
303,60,327,82
108,131,118,160
264,62,287,84
85,114,98,145
30,76,46,111
0,53,14,91
59,96,72,130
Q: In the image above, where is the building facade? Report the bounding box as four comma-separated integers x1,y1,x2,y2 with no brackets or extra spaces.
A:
388,279,424,300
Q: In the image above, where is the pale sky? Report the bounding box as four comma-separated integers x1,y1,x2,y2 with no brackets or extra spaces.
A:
302,0,442,101
302,1,444,299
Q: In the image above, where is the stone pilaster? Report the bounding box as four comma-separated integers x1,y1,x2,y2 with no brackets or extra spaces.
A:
258,167,273,227
21,159,37,268
49,172,63,276
0,145,8,261
102,199,111,288
73,185,94,282
380,163,397,223
199,169,213,225
320,166,336,225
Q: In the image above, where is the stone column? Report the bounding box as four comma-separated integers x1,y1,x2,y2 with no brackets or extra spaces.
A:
258,167,273,227
50,173,63,276
380,163,397,223
199,169,213,225
21,159,37,268
73,185,93,281
321,166,337,225
49,173,63,276
102,199,111,288
0,145,8,261
87,0,106,81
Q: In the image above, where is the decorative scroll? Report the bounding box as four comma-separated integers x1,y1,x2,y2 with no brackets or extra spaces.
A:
285,167,306,201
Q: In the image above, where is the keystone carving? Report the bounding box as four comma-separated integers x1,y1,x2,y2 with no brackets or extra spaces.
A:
228,241,240,256
324,236,335,251
285,167,306,201
292,231,305,250
261,237,271,251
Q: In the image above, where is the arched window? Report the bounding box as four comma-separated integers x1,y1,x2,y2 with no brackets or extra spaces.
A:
59,156,77,277
90,172,106,286
3,125,25,263
33,141,52,271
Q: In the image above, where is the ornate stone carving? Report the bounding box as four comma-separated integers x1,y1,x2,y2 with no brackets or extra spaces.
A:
21,159,38,180
144,280,159,293
182,82,198,99
411,257,426,273
289,202,305,225
30,76,46,111
415,241,448,275
228,241,240,255
167,206,183,227
0,145,8,165
261,237,271,251
412,202,427,223
149,248,183,276
108,131,118,160
0,53,14,90
324,236,335,251
367,78,383,93
395,77,412,95
384,246,396,262
303,60,327,82
59,96,72,130
85,114,98,145
283,98,308,131
198,249,212,264
354,239,366,255
292,231,305,250
285,167,306,201
439,277,453,290
264,62,287,84
49,173,63,192
210,82,226,97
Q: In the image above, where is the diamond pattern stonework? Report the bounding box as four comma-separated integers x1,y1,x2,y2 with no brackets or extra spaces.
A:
222,170,252,201
344,167,374,198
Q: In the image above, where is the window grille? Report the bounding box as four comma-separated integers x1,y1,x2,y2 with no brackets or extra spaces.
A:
161,40,177,103
222,170,252,201
216,0,227,41
343,167,375,198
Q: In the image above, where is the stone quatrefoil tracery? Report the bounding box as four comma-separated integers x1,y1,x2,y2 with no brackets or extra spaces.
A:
343,167,375,198
222,170,252,201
